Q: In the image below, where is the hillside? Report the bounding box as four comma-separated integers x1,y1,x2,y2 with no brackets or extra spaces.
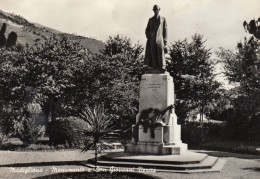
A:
0,9,105,53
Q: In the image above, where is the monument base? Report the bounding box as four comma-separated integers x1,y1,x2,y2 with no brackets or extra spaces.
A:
124,72,187,155
125,124,187,155
85,150,226,173
125,141,187,155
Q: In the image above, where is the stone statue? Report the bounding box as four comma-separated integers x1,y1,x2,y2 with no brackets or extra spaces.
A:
145,5,168,72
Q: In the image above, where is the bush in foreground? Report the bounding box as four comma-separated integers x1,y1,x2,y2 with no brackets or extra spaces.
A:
48,117,89,148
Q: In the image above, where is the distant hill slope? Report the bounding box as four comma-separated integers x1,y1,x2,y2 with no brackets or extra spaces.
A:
0,9,105,53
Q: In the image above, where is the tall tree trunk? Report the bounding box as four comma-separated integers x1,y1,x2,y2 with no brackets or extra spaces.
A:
199,111,202,124
95,137,99,170
201,103,204,124
95,142,98,170
47,96,53,122
199,101,204,126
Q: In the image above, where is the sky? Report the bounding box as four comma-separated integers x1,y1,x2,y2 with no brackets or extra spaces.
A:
0,0,259,52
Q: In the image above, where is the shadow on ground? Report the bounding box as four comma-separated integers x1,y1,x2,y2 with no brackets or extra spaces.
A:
195,150,260,159
32,171,161,179
243,167,260,172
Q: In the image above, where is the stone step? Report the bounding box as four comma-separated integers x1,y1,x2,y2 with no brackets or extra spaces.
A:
84,159,226,174
88,156,219,170
102,151,208,165
84,158,226,174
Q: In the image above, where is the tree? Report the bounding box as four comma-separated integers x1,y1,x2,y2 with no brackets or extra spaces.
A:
0,46,29,136
0,36,89,139
216,37,260,114
76,35,146,133
216,20,260,141
21,36,88,121
102,34,143,59
80,105,115,169
167,34,221,123
0,34,145,140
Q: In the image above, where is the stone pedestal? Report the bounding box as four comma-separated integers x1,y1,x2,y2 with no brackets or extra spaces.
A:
125,72,187,155
89,73,224,173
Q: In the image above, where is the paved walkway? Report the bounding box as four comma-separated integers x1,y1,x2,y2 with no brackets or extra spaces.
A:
0,150,259,179
0,150,96,179
151,151,260,179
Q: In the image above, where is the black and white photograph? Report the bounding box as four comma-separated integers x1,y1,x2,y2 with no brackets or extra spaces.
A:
0,0,260,178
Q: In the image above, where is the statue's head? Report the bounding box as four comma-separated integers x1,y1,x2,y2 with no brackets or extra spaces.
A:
153,5,160,16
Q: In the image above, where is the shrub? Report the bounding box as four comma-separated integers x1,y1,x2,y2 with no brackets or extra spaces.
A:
223,110,251,141
48,117,89,148
0,142,66,151
221,109,260,142
208,108,235,122
17,117,46,145
181,121,226,146
26,144,67,150
197,139,260,155
203,122,225,137
181,122,205,145
246,112,260,141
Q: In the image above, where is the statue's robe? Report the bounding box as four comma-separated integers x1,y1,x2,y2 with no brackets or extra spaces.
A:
145,15,167,70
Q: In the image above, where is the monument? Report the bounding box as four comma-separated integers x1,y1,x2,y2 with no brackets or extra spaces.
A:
124,4,187,155
144,5,167,72
87,5,225,172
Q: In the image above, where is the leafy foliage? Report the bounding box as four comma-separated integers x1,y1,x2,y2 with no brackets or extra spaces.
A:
0,127,6,146
205,90,233,122
181,121,225,146
0,46,29,136
17,118,46,145
167,34,221,123
216,38,260,113
222,109,260,141
181,122,205,145
0,36,88,140
0,34,145,142
21,36,87,120
216,24,260,141
102,34,143,59
217,39,260,85
80,105,115,168
77,35,146,131
48,117,89,148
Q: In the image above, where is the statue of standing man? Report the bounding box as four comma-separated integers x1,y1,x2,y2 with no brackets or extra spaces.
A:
145,5,168,72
